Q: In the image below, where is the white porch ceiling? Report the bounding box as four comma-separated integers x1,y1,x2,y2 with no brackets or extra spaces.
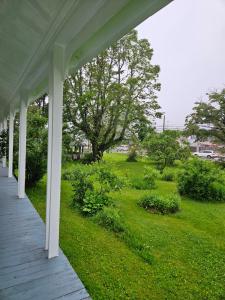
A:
0,0,172,120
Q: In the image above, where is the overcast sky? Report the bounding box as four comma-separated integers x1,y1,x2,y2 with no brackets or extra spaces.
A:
136,0,225,129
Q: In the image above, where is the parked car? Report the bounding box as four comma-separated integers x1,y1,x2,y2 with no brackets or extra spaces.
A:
193,150,218,159
114,145,129,152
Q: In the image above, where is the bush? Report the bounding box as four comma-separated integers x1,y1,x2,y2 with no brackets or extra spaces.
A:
26,150,47,186
143,167,160,188
138,193,181,214
209,182,225,202
82,191,112,216
94,207,126,233
132,167,160,190
97,166,124,192
161,168,176,181
62,170,75,180
178,158,225,202
71,168,94,206
70,164,124,215
0,130,7,158
81,153,94,164
174,160,183,168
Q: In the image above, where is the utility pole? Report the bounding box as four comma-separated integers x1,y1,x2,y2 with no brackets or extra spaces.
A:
163,114,166,132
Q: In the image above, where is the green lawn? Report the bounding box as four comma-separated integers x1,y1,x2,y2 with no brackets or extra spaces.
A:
27,153,225,300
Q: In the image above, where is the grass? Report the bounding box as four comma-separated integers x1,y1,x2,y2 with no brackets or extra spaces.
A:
27,153,225,299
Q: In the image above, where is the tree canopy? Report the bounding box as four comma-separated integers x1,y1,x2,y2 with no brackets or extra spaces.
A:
185,89,225,143
64,30,161,161
143,130,190,169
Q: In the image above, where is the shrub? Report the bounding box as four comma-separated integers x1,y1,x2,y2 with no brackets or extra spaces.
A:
131,167,160,190
178,158,225,202
131,177,149,190
26,150,47,186
82,191,112,216
71,168,94,206
97,166,124,192
81,153,94,164
174,159,183,167
138,193,181,214
94,207,126,233
126,147,137,162
143,167,160,188
161,168,176,181
208,182,225,202
62,170,75,181
70,164,124,215
0,129,7,158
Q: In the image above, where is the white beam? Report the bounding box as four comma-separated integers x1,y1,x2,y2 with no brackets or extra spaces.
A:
47,45,64,258
18,100,27,198
8,111,14,178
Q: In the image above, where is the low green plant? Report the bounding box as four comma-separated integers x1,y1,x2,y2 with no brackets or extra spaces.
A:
161,168,176,181
174,159,183,168
97,166,124,192
62,170,76,181
138,193,181,214
82,191,112,216
94,207,126,233
178,158,225,202
131,167,160,190
71,168,94,206
70,164,124,215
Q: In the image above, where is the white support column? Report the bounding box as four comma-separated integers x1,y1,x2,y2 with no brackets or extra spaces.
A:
2,119,7,168
8,111,14,178
18,100,27,199
45,86,52,250
47,45,64,258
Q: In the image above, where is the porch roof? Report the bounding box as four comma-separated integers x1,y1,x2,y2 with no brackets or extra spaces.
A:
0,0,172,121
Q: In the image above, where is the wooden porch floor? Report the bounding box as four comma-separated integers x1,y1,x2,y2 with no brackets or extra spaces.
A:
0,166,91,300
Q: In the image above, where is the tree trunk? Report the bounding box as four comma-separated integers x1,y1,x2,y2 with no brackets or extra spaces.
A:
91,142,103,162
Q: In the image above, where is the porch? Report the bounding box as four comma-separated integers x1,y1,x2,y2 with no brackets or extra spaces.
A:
0,1,172,299
0,165,90,300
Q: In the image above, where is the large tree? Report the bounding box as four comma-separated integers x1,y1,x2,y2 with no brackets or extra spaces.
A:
64,30,161,161
185,88,225,143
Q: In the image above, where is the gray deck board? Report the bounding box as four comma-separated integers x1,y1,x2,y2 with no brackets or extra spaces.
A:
0,166,91,300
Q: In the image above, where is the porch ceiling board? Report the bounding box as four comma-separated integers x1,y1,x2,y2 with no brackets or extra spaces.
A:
0,0,172,120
